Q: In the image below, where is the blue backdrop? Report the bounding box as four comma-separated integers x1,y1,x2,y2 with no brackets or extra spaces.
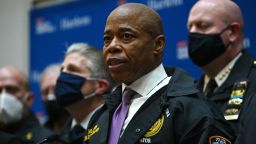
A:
29,0,256,120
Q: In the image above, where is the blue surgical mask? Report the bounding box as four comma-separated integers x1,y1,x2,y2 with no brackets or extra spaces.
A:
55,72,98,107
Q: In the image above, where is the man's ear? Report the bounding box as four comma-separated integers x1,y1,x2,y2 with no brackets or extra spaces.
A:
154,35,165,56
25,91,34,107
95,79,109,95
228,22,241,42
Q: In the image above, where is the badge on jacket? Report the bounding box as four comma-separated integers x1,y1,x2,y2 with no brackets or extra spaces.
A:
209,136,231,144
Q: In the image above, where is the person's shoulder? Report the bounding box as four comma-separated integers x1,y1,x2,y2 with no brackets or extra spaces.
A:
0,131,24,144
19,112,56,142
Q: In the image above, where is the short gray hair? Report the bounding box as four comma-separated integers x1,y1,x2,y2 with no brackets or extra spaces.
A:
66,43,113,89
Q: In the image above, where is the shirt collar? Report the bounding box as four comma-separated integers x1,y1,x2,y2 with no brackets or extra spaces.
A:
71,104,103,129
122,64,168,97
204,52,242,88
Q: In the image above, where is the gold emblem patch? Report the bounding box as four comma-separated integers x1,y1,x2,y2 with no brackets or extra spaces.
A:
144,114,164,137
84,125,99,141
26,132,33,140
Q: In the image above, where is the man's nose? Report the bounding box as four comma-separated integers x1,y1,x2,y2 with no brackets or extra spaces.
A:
106,37,122,53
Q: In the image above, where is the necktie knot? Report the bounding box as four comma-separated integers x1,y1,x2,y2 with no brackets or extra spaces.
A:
122,88,136,104
70,124,85,142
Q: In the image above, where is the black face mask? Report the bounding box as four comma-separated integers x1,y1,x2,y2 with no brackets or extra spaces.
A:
55,72,86,107
188,26,230,66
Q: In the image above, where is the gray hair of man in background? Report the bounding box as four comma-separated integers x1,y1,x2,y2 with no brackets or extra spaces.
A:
66,43,114,92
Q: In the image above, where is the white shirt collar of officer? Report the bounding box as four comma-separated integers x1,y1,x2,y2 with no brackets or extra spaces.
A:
71,104,103,130
204,52,242,90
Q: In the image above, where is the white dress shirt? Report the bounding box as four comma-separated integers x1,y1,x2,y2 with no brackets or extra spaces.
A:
71,105,103,130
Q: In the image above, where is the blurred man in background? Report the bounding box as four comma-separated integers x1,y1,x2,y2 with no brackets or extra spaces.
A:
40,63,70,132
53,43,113,144
0,66,54,143
187,0,256,136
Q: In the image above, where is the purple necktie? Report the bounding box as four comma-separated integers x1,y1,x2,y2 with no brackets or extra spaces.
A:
108,88,136,144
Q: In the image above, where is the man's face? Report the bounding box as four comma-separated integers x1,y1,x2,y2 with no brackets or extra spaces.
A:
103,11,157,85
0,68,27,100
187,1,226,34
61,52,97,96
41,71,59,101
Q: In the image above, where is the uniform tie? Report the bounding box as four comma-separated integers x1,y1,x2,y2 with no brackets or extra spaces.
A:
70,124,85,143
108,88,136,144
205,79,217,97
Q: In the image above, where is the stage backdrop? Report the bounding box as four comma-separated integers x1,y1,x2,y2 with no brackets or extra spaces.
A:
29,0,256,121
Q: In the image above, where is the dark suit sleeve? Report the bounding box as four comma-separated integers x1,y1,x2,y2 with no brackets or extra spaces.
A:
173,96,235,144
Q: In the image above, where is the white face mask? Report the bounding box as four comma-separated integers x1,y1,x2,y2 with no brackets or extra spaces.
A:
0,91,23,124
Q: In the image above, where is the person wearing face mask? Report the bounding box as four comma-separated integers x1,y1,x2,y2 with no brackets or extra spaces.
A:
51,43,113,144
0,66,55,143
40,64,70,132
187,0,256,137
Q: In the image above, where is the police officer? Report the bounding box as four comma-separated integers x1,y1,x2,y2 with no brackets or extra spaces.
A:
40,64,70,132
52,43,114,144
84,3,235,144
236,92,256,144
0,66,54,143
187,0,256,136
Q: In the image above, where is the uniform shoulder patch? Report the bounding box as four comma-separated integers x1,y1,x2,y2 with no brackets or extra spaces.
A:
144,114,164,137
209,136,231,144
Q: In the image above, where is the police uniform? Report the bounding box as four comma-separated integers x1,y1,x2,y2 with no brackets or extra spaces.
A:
52,118,87,144
49,108,100,144
2,111,55,144
197,50,256,135
0,131,24,144
84,67,235,144
235,92,256,144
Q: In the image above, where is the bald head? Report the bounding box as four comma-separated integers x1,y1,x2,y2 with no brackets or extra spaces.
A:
192,0,244,29
108,3,164,37
0,66,32,105
0,66,28,90
188,0,245,77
